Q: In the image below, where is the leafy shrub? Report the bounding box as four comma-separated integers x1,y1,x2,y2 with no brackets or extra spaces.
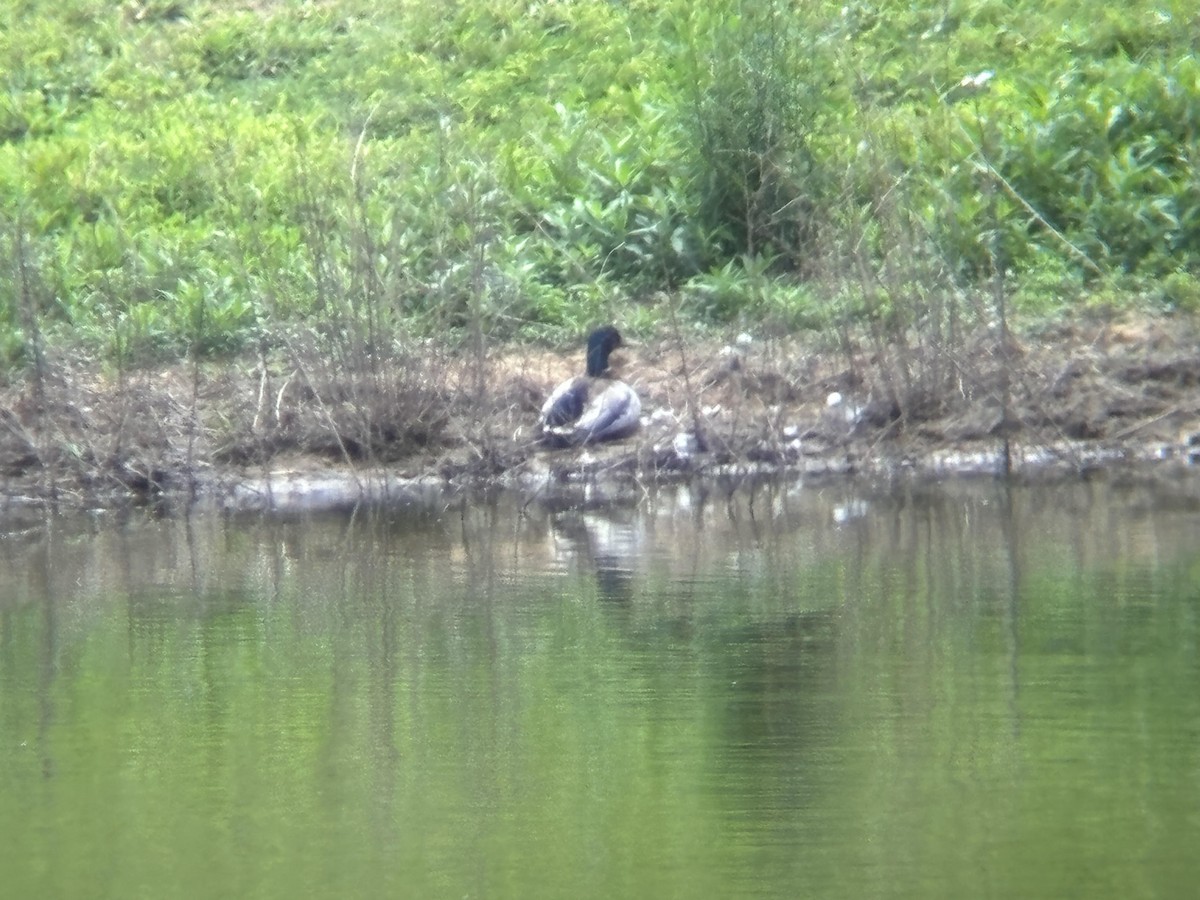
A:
993,55,1200,276
506,98,704,290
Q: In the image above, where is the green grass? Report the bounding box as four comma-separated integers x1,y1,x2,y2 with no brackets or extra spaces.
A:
2,0,1199,369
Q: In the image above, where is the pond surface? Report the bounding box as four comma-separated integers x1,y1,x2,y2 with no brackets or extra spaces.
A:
2,474,1199,899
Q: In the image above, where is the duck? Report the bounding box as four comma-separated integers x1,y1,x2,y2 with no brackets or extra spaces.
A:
539,325,642,447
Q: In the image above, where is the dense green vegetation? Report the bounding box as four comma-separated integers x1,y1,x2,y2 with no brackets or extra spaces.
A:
3,0,1199,368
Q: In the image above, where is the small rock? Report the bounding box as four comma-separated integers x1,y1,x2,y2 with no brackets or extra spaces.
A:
672,432,701,457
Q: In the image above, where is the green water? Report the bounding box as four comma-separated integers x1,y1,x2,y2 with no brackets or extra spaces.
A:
2,477,1199,899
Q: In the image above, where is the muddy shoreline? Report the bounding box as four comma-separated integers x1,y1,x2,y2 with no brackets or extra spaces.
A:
211,439,1198,516
3,315,1200,517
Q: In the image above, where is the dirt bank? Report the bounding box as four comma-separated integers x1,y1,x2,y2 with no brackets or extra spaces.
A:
3,313,1200,514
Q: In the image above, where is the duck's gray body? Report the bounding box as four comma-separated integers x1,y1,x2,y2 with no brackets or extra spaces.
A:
540,377,641,447
539,326,641,447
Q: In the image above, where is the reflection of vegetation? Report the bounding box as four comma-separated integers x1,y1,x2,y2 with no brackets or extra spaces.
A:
3,0,1200,374
2,484,1199,896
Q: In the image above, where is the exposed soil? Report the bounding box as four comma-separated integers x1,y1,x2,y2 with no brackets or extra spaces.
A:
3,313,1200,515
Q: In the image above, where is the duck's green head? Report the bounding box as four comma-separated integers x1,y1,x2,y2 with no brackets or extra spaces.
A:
585,326,623,377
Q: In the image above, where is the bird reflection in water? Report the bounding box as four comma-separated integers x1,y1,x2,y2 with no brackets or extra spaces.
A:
549,509,644,604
